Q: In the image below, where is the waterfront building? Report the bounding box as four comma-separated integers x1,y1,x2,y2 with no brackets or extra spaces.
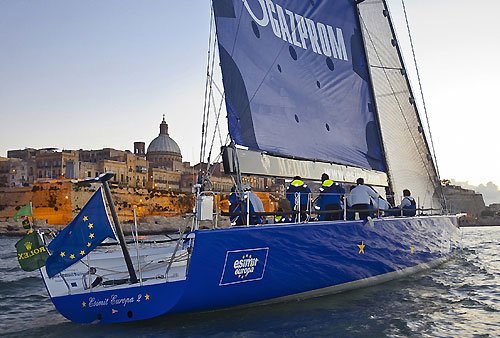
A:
34,149,79,180
0,156,10,187
442,183,485,216
3,117,279,194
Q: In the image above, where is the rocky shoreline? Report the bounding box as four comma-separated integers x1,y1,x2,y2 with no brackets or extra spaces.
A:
0,215,231,237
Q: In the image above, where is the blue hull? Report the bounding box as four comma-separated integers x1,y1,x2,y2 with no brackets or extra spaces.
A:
47,215,459,323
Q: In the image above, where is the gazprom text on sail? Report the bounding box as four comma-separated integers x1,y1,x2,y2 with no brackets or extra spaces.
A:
243,0,349,61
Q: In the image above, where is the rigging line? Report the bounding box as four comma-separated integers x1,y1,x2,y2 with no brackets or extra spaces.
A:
199,7,215,164
201,20,219,166
208,74,226,146
401,0,441,180
212,90,226,148
206,89,225,171
210,77,227,145
206,48,226,146
359,13,438,192
210,75,224,97
202,32,218,164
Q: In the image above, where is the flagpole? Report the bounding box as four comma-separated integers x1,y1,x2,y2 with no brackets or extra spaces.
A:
101,181,138,284
133,207,143,285
29,201,34,231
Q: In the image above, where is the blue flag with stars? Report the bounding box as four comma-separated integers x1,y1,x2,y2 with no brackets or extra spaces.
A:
45,187,116,278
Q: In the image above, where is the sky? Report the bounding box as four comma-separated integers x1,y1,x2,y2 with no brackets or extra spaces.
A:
1,1,500,198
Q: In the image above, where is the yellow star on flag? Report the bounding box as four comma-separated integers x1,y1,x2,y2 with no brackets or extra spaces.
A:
358,241,365,254
70,254,75,259
82,301,86,307
87,242,92,247
83,216,88,221
145,294,150,300
60,252,65,257
89,233,94,239
80,250,85,255
88,223,93,229
410,246,414,254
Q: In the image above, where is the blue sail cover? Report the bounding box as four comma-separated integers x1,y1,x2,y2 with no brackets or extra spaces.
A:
213,0,385,172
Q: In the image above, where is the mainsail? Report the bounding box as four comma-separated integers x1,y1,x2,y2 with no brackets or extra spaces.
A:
213,0,386,173
213,0,442,208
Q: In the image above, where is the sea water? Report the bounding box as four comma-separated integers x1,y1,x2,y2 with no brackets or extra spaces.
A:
1,227,499,338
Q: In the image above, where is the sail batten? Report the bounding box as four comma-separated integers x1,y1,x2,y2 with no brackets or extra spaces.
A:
214,0,386,172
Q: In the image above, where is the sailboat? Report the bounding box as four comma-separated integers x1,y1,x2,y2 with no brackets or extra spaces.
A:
39,0,460,324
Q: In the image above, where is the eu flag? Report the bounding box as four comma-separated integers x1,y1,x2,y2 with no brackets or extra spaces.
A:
45,187,116,278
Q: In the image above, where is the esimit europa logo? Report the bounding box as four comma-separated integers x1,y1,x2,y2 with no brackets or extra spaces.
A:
220,248,269,286
234,254,259,279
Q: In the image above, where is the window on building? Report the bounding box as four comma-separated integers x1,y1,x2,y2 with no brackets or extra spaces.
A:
88,171,91,177
121,174,124,182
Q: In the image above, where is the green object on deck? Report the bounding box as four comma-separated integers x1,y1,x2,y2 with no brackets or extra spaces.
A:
15,232,48,272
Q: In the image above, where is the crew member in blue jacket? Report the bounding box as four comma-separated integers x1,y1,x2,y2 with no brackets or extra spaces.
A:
286,176,311,222
315,173,345,221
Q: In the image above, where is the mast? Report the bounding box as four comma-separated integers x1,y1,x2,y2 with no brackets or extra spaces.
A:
354,0,395,197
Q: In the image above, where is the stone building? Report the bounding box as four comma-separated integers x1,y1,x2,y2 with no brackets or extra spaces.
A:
0,156,10,187
35,149,79,179
146,116,184,190
147,116,183,171
442,183,485,216
3,117,279,193
7,148,37,183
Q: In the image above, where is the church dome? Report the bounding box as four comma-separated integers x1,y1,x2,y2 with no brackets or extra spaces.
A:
147,116,181,155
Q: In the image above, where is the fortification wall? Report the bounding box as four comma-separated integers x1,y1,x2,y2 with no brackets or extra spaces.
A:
0,181,195,225
0,181,279,227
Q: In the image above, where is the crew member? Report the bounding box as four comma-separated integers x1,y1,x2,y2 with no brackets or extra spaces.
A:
315,173,345,221
274,207,290,224
228,186,244,226
286,176,311,222
229,185,265,225
348,178,378,220
244,184,265,224
373,195,391,217
399,189,416,216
